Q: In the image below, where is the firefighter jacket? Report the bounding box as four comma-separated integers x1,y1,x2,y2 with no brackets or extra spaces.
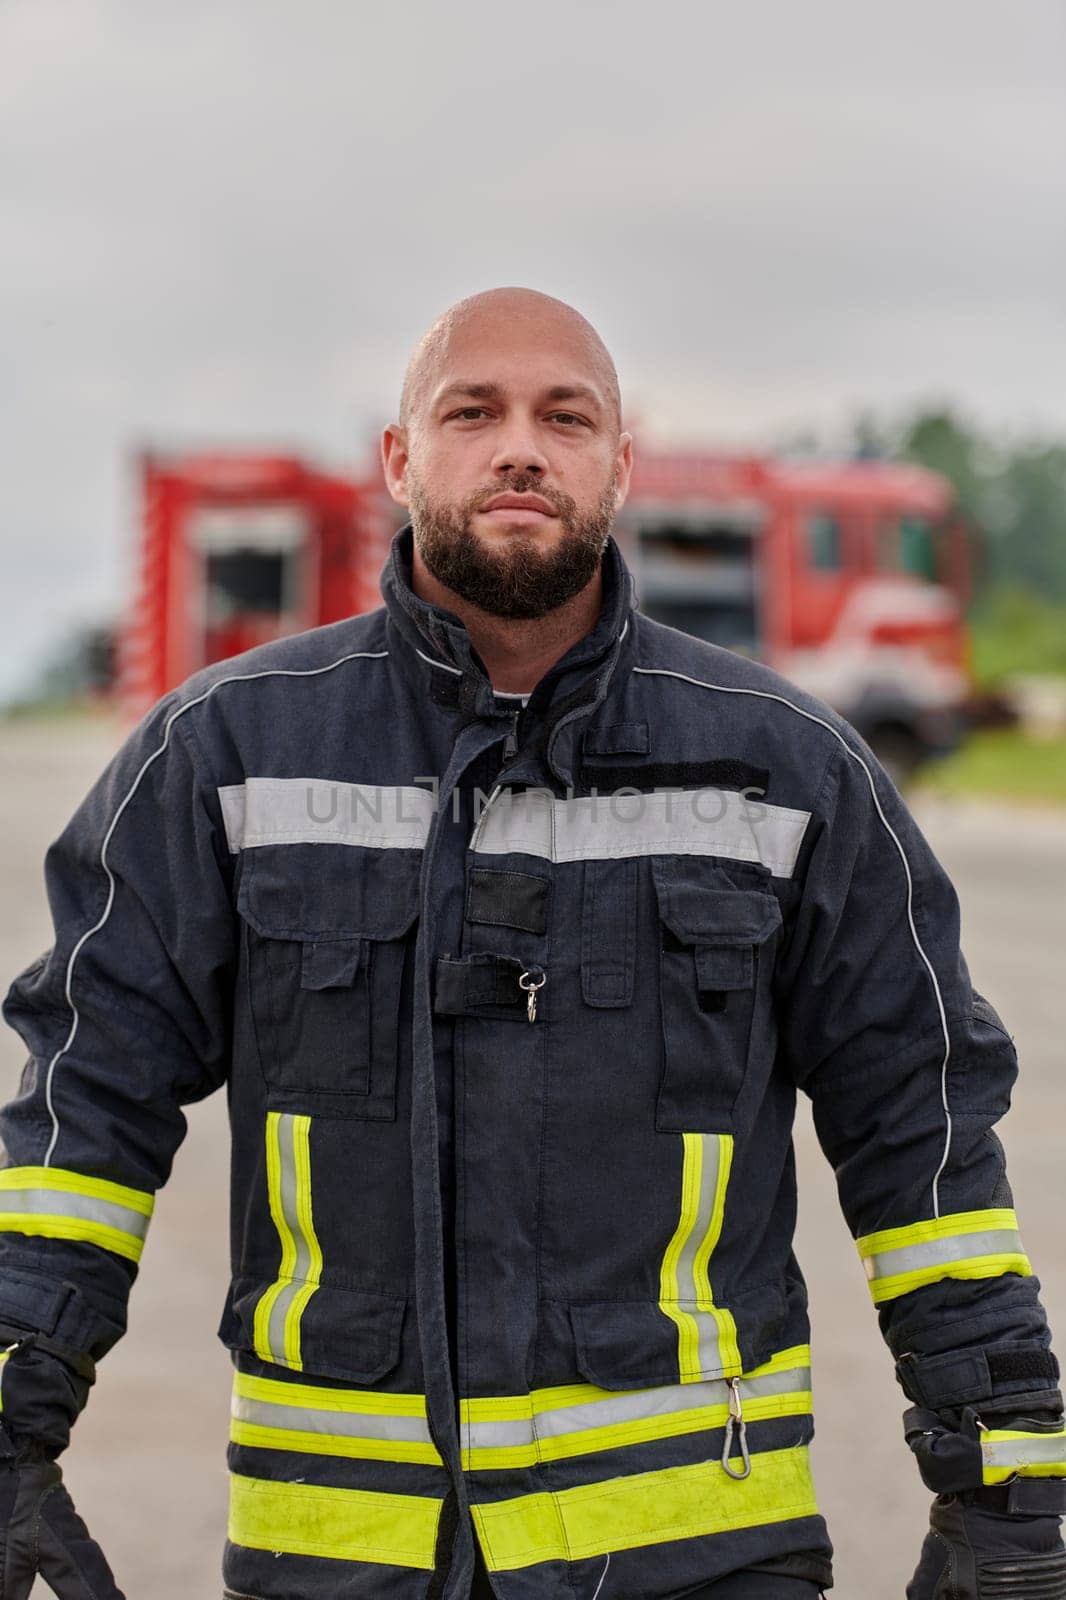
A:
1,527,1060,1600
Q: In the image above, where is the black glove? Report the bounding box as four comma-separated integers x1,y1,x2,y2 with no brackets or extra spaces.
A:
0,1442,126,1600
0,1333,125,1599
908,1490,1066,1599
905,1404,1066,1598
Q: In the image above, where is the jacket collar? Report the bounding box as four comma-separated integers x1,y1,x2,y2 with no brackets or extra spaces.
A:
380,525,637,783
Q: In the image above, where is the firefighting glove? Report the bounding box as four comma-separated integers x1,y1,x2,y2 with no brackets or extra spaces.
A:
0,1332,125,1599
904,1404,1066,1598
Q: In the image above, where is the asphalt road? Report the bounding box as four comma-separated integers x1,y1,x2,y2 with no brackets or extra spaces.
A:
0,714,1062,1599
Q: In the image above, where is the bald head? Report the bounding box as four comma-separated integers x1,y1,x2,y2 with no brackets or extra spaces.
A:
399,287,622,433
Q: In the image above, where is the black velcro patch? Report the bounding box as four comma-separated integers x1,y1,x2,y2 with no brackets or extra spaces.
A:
467,868,548,935
579,758,769,795
987,1348,1060,1386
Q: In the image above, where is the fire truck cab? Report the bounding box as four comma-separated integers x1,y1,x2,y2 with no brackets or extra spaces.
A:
120,453,389,714
122,448,974,777
620,452,972,775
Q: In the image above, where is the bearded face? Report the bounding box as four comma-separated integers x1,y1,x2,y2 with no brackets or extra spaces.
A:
408,469,618,620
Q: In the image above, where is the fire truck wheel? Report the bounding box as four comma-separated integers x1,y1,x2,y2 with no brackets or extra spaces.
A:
867,725,925,789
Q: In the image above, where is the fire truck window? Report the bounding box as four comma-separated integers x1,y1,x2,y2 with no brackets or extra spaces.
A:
805,513,843,572
878,516,937,580
205,549,286,617
634,520,761,656
899,516,938,581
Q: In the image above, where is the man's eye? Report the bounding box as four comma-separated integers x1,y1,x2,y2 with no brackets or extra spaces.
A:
549,412,586,427
451,407,488,421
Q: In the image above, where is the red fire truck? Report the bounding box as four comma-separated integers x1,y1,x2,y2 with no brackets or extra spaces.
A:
619,451,973,774
120,448,974,774
118,453,391,717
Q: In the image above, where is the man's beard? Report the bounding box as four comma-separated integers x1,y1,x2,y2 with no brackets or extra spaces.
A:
409,470,617,620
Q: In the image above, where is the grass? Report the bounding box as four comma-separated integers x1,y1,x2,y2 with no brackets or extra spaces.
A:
968,589,1066,684
914,729,1066,806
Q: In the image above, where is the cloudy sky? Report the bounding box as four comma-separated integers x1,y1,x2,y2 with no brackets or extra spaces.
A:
2,0,1064,702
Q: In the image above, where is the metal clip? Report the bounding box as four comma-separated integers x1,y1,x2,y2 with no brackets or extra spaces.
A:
518,967,546,1023
722,1377,752,1480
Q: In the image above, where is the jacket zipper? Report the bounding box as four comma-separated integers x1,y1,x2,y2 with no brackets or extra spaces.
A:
502,709,520,763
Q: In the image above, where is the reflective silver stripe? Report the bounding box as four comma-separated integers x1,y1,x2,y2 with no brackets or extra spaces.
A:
266,1114,314,1362
983,1434,1066,1472
218,778,435,853
233,1394,435,1447
681,1133,731,1376
472,788,809,877
0,1187,149,1242
462,1364,811,1452
414,647,461,676
864,1228,1025,1283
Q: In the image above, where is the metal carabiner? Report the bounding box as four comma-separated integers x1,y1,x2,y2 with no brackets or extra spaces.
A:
518,966,546,1023
722,1377,752,1480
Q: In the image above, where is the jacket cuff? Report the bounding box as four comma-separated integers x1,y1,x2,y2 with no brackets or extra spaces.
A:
896,1343,1061,1412
968,1479,1066,1515
0,1268,125,1362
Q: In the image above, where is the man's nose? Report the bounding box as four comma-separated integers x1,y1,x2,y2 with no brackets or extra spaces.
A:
490,425,549,478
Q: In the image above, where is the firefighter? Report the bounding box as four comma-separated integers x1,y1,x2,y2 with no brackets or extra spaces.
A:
0,287,1063,1600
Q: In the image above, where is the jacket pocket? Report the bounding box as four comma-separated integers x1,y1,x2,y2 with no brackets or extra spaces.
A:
238,844,420,1120
570,1282,790,1391
570,1299,687,1390
218,1273,406,1386
651,858,782,1133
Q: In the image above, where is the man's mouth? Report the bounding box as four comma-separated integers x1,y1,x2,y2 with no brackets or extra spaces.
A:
478,493,558,518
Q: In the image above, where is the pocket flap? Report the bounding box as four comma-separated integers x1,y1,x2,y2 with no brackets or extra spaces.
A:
238,845,421,941
584,720,650,757
218,1274,406,1385
571,1286,790,1389
695,944,753,992
569,1300,685,1390
300,938,365,991
652,858,782,946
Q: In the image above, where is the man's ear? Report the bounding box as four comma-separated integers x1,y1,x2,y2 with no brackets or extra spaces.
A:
381,424,411,508
613,432,634,512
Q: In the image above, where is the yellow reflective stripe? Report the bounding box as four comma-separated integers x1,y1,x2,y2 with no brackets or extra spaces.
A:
868,1255,1032,1305
253,1113,324,1368
472,1444,818,1572
858,1208,1021,1258
253,1113,296,1362
461,1390,813,1471
981,1428,1066,1485
691,1135,728,1298
658,1133,740,1381
750,1345,811,1378
230,1372,443,1468
230,1420,443,1466
460,1347,813,1471
0,1168,154,1216
235,1372,428,1418
0,1215,145,1262
284,1116,322,1368
857,1209,1032,1305
228,1473,442,1569
694,1134,741,1375
658,1132,699,1375
0,1167,154,1262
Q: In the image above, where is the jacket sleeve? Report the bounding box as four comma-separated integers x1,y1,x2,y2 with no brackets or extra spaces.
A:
0,692,236,1362
775,729,1061,1427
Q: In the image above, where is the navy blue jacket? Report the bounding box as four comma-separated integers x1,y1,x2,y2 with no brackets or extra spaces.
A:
1,529,1057,1599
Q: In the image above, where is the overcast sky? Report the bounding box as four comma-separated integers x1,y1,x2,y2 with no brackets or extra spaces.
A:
2,0,1064,703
